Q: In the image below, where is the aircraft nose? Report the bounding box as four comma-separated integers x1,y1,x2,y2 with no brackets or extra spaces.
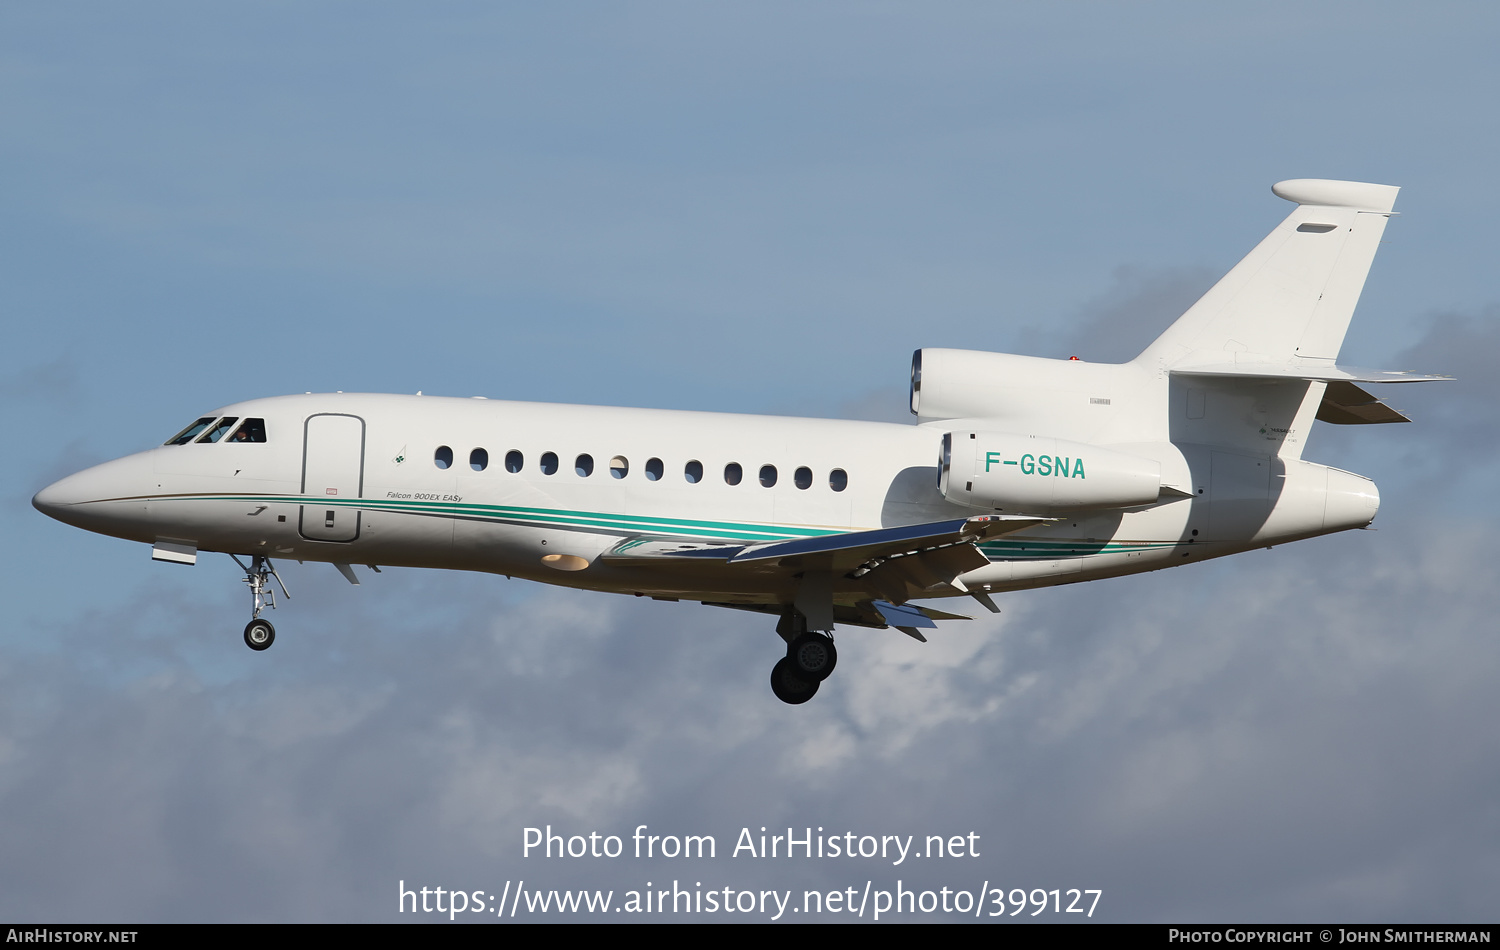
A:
32,471,88,519
32,454,155,535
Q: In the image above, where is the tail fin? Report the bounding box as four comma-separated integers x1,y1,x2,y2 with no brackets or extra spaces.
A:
1136,179,1399,370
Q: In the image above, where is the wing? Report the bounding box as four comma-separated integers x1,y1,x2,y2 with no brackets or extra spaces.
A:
599,513,1044,622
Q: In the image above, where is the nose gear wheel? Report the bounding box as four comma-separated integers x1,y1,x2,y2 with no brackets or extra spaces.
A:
230,554,290,650
244,619,275,651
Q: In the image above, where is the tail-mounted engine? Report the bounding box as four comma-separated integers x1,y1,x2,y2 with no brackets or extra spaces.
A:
940,430,1162,513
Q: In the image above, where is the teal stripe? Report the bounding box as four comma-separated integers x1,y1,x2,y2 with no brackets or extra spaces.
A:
150,492,1177,560
154,492,831,543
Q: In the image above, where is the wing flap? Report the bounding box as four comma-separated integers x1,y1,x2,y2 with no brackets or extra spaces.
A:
854,542,992,605
604,515,1044,567
728,514,1043,569
706,598,972,630
603,514,1042,608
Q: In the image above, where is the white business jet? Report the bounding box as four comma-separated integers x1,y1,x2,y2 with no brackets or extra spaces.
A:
34,179,1445,704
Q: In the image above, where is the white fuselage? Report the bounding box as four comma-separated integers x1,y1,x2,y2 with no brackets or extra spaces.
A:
33,390,1378,610
28,179,1423,705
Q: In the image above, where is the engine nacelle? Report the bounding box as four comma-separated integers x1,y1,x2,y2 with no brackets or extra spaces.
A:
940,430,1162,512
911,347,1157,445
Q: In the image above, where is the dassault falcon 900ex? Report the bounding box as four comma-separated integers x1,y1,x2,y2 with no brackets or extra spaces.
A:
34,179,1446,704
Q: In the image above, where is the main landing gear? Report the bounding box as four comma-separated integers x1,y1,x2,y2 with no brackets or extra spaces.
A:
770,613,838,705
230,554,289,652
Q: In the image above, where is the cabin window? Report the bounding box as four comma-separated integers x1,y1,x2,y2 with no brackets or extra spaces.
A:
540,452,559,475
470,448,489,471
724,462,742,486
759,464,777,488
794,466,812,490
228,418,266,443
645,458,664,481
685,460,703,484
196,417,240,443
610,456,628,479
576,454,594,477
165,417,216,445
434,446,453,470
505,450,523,473
829,469,848,492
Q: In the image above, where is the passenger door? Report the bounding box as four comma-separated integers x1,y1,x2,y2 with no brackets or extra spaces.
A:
300,413,365,542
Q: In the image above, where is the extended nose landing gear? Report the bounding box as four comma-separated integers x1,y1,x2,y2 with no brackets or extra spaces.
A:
244,618,275,651
231,554,289,651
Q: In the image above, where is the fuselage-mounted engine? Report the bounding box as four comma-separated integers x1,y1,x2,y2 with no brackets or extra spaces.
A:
939,430,1162,513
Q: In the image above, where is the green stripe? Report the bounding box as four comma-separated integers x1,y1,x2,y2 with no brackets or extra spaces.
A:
155,492,831,543
150,492,1178,561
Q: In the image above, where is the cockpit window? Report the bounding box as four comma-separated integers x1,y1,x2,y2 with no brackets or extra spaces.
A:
227,418,267,443
196,417,240,443
166,417,217,445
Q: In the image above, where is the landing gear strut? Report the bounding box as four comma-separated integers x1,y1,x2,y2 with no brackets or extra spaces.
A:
770,611,837,704
230,554,289,651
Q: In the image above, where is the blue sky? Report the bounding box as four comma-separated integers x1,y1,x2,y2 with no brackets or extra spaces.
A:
4,2,1498,922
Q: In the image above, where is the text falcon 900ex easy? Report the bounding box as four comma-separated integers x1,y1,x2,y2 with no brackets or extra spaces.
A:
34,179,1446,704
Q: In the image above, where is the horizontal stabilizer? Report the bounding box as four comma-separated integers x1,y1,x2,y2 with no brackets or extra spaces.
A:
1316,380,1411,425
1172,362,1450,383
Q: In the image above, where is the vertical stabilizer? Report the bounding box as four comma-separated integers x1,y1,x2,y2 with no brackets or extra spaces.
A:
1137,179,1399,371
